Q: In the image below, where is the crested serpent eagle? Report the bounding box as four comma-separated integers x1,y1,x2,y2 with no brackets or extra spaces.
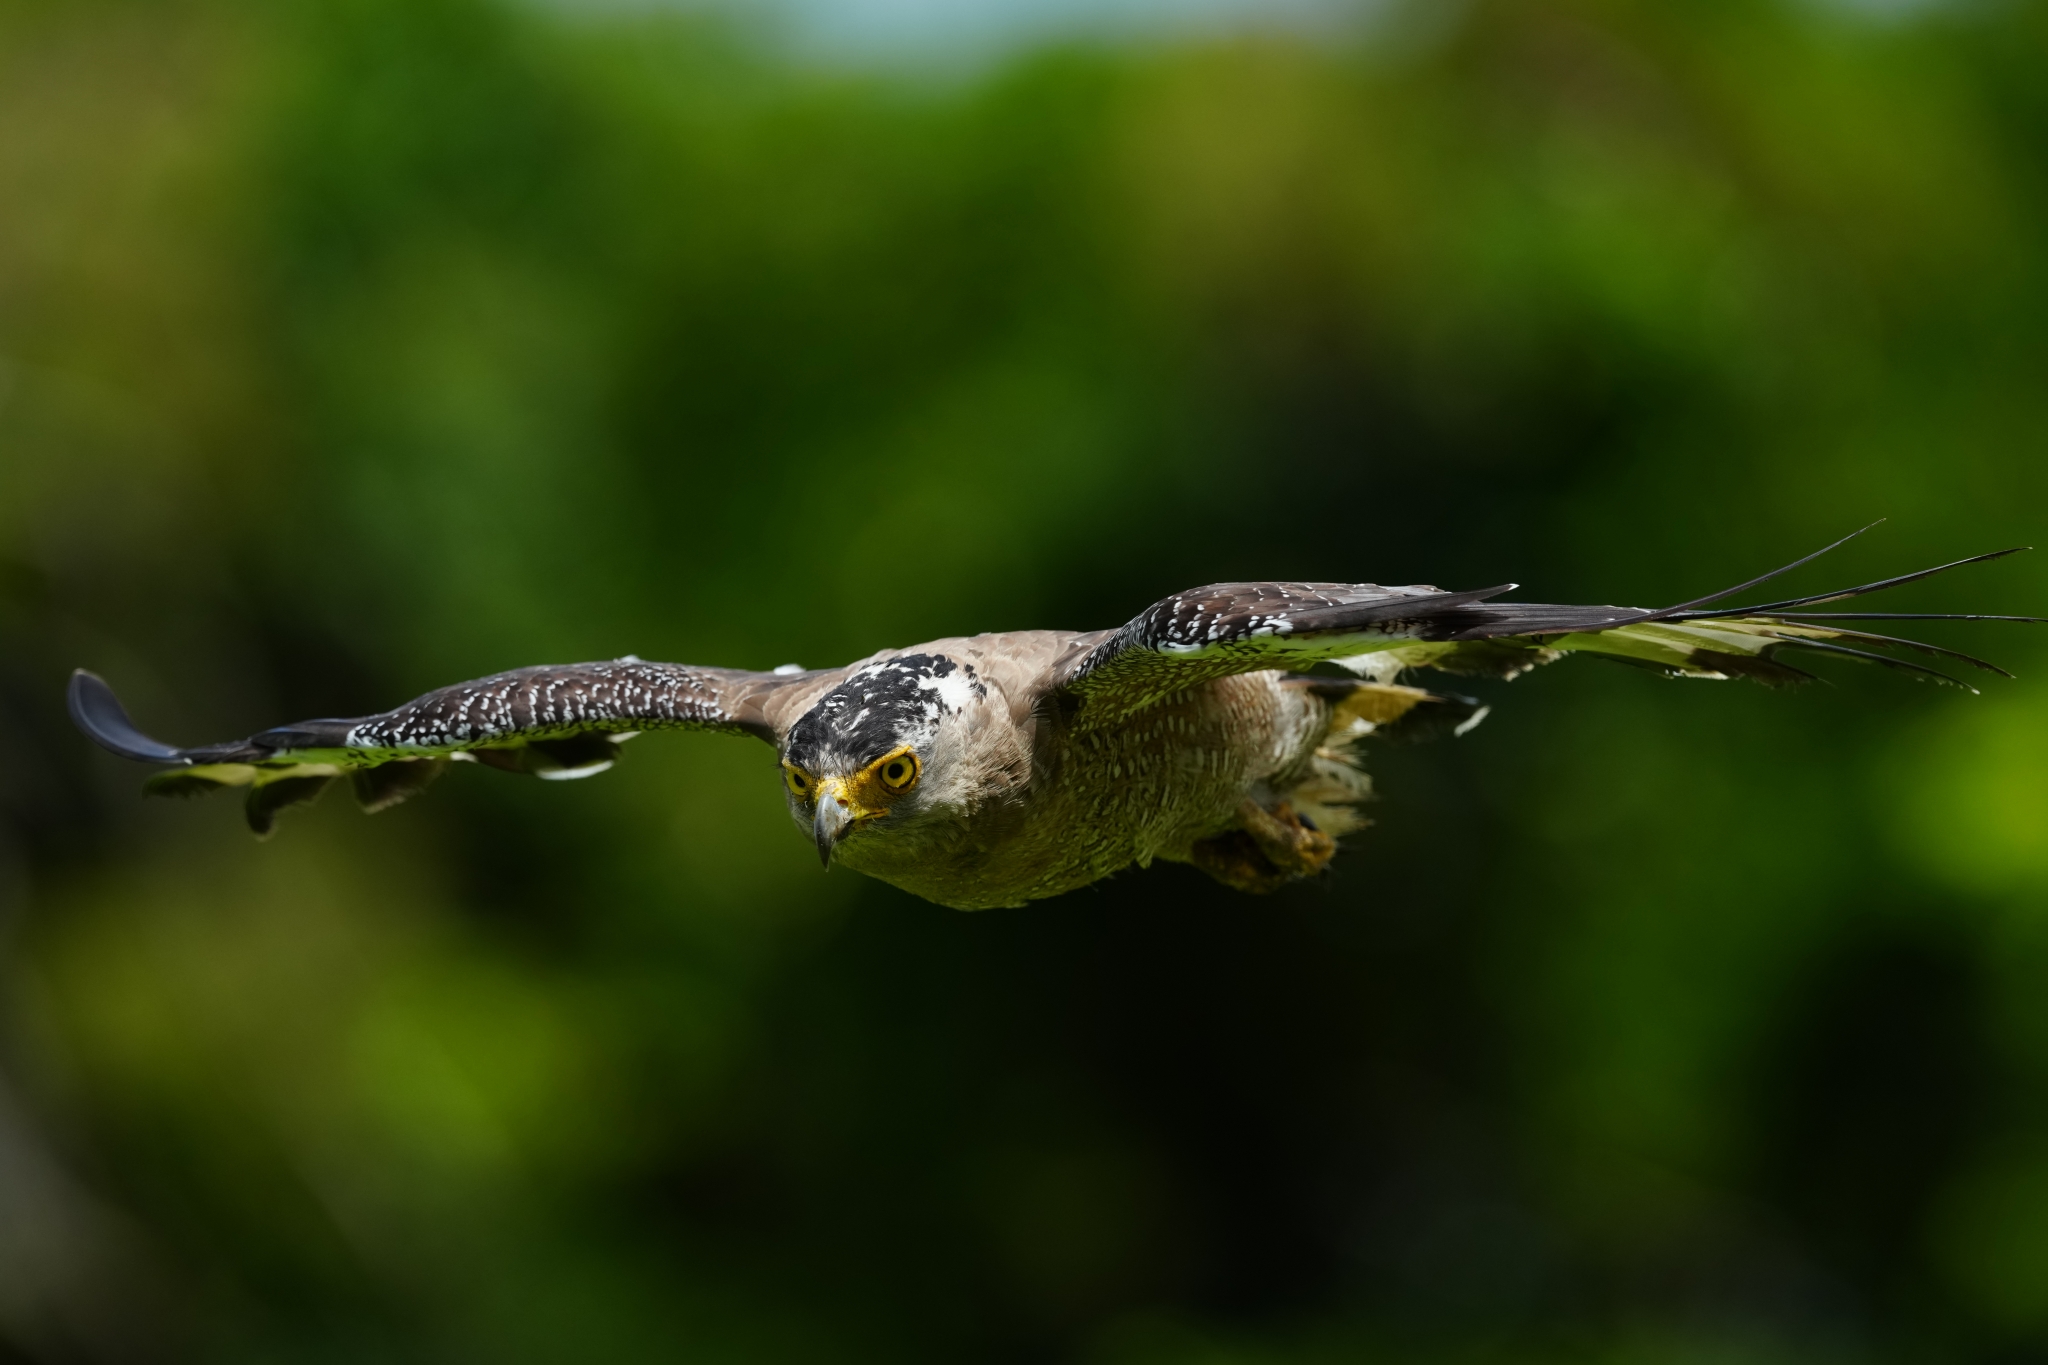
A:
70,532,2042,910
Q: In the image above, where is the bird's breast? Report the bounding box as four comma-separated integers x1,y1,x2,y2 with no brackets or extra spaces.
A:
842,672,1318,909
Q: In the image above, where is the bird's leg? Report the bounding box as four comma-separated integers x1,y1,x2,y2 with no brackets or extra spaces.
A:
1187,829,1290,893
1187,799,1336,893
1236,799,1336,878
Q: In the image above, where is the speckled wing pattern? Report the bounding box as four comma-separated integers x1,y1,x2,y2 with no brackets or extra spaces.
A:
1056,581,1522,725
1059,537,2041,726
69,660,817,836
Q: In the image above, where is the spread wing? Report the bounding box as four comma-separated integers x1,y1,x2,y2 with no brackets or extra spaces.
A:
69,659,827,836
1058,532,2041,726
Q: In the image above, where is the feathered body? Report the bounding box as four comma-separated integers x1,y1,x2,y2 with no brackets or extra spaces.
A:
789,637,1354,908
67,535,2038,910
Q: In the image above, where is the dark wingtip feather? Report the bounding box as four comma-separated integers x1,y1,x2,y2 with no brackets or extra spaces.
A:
1780,625,2016,678
351,759,448,814
1687,649,1824,687
1668,546,2032,622
1646,522,1885,619
1774,638,1978,692
68,670,187,763
144,770,235,799
1760,613,2048,624
244,776,333,839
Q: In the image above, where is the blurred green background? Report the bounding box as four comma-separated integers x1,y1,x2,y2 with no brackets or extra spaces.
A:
4,0,2047,1359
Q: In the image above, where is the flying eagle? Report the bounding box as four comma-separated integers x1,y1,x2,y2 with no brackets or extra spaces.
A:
69,534,2038,910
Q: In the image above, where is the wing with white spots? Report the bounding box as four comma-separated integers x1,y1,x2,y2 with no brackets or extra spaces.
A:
1058,536,2040,725
1054,581,1521,725
69,659,827,837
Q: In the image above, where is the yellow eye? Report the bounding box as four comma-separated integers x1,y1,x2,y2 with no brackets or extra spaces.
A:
879,752,919,791
785,766,812,798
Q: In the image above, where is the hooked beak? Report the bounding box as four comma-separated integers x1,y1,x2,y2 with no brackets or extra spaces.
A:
813,778,861,867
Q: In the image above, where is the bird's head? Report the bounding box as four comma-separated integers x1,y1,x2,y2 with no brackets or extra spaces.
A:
780,653,988,866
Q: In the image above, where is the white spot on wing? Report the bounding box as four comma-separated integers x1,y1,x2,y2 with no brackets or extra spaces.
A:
538,760,615,780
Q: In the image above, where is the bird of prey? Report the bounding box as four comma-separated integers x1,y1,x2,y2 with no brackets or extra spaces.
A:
70,533,2038,910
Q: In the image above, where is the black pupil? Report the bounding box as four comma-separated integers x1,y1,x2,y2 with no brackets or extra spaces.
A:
887,764,903,781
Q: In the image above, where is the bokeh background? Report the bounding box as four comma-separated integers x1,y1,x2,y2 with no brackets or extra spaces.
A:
4,0,2048,1359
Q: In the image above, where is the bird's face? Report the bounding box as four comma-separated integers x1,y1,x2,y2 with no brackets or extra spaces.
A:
779,653,987,866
